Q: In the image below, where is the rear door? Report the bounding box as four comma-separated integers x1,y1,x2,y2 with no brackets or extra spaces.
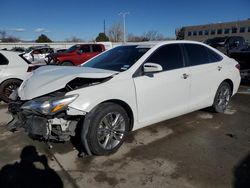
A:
92,44,104,57
183,43,223,111
133,44,191,126
76,45,92,65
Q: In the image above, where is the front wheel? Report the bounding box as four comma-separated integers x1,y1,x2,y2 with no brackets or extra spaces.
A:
0,79,22,103
211,82,232,113
84,103,130,155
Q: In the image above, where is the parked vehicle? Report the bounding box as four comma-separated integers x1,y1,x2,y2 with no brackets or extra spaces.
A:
23,46,54,64
10,47,26,53
8,41,241,156
47,44,105,66
0,50,42,102
205,36,250,80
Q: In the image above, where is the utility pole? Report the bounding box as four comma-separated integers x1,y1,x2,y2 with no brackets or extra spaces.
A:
104,19,106,34
119,12,129,43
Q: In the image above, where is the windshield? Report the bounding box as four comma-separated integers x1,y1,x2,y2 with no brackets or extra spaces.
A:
66,45,80,53
25,47,34,53
82,45,149,72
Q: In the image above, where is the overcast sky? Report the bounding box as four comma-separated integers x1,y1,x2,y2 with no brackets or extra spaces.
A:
1,0,250,41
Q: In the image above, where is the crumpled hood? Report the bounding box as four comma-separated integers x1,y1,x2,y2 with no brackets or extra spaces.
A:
18,65,118,100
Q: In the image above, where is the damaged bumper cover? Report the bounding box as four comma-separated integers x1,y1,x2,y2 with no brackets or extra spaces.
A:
7,100,86,142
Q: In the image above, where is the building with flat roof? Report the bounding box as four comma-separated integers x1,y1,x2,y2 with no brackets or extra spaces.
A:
183,19,250,42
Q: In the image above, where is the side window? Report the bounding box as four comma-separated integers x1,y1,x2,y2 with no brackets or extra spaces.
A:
147,44,183,71
184,44,210,66
92,45,103,52
79,45,91,53
32,49,41,54
206,48,223,63
0,53,9,65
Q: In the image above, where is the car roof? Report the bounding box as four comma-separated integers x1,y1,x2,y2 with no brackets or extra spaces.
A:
121,40,209,48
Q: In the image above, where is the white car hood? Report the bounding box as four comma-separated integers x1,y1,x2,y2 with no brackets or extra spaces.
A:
18,65,118,100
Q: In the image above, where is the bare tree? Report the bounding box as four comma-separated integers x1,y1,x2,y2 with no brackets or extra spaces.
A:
107,22,123,42
143,30,165,41
2,36,20,42
127,33,147,42
0,30,7,40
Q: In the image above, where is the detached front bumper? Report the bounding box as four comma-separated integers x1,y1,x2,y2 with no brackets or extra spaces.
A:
8,101,80,142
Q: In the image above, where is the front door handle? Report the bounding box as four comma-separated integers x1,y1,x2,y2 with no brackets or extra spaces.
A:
182,73,189,79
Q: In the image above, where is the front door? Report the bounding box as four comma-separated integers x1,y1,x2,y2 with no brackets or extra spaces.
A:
133,44,190,126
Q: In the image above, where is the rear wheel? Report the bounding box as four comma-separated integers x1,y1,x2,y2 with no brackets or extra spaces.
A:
61,61,74,66
211,82,232,113
0,79,22,103
84,103,130,155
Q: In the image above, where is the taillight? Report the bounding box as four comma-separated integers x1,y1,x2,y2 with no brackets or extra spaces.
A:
235,64,240,71
27,65,40,72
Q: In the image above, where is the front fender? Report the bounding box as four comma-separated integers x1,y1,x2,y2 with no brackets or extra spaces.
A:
67,78,137,117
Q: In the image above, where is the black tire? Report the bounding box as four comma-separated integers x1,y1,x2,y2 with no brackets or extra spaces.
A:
211,82,232,113
61,61,74,66
84,102,130,155
0,79,22,103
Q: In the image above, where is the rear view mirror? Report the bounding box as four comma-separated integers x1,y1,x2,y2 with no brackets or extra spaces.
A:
143,63,163,73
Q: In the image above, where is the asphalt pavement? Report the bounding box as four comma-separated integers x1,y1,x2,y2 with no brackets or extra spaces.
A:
0,86,250,188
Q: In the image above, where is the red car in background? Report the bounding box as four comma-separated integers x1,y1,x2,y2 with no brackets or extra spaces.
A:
47,44,105,66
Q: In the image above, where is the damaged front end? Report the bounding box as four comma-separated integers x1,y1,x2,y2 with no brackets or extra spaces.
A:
7,93,84,142
7,65,115,144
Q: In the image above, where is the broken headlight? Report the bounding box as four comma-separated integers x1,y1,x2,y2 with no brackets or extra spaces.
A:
21,94,78,115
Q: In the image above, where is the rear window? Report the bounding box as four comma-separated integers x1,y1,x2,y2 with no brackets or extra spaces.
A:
0,53,9,65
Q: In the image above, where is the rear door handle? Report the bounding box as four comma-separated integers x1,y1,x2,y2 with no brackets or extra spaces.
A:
218,66,222,71
182,73,189,79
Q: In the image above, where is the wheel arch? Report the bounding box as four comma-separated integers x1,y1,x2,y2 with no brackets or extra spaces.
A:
99,99,134,131
61,60,74,65
222,79,234,96
0,78,23,86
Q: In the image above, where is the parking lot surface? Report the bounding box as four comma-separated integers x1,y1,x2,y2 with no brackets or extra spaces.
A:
0,86,250,188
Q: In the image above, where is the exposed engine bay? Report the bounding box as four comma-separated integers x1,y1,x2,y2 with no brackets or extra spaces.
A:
7,76,112,142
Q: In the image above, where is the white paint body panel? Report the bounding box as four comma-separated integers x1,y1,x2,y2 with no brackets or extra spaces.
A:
17,41,241,131
0,50,31,85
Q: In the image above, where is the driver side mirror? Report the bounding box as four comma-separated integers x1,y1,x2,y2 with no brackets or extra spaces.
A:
143,62,163,73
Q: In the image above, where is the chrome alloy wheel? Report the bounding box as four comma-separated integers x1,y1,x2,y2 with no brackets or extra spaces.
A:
216,85,231,110
97,112,126,150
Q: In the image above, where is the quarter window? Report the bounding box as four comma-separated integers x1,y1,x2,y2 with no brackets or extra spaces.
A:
184,44,211,66
147,44,183,71
0,53,9,65
206,48,223,62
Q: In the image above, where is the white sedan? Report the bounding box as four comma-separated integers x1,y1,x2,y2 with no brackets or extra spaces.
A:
0,50,42,102
8,41,241,155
